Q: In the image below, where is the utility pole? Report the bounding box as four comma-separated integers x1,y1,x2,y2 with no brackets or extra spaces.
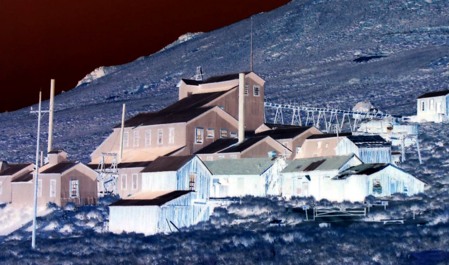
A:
30,91,49,250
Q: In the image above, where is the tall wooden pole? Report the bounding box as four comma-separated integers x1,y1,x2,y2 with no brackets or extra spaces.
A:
47,79,55,153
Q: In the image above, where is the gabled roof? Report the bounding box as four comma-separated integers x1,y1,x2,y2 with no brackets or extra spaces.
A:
141,155,195,173
117,107,214,128
182,72,250,86
282,155,356,173
159,91,229,114
41,162,78,174
219,136,268,153
0,163,33,176
11,171,34,182
334,163,389,179
308,133,352,139
204,157,276,175
256,126,313,140
417,90,449,99
347,135,390,147
88,161,153,170
109,190,192,206
195,138,238,154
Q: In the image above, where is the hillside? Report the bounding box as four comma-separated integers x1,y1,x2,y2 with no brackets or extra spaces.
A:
0,0,448,164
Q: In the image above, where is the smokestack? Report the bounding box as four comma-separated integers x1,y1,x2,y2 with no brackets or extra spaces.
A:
238,73,245,143
47,79,55,153
119,104,126,161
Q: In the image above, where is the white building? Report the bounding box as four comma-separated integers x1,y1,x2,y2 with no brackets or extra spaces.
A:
204,157,287,198
416,90,449,122
280,155,363,200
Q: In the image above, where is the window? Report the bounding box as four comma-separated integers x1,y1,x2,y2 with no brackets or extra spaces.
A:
296,147,301,154
169,128,175,144
157,129,163,145
230,132,237,138
70,179,79,198
121,174,127,190
145,129,151,147
253,85,260,96
207,128,215,139
123,131,129,148
403,184,409,193
0,181,2,195
50,179,56,198
38,179,43,197
132,173,138,190
189,173,196,191
133,130,140,147
421,101,425,111
244,84,249,95
430,99,434,111
195,127,204,144
372,179,382,194
220,129,228,138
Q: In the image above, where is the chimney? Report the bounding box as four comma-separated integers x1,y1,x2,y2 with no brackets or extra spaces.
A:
47,150,68,165
47,79,55,153
238,73,245,143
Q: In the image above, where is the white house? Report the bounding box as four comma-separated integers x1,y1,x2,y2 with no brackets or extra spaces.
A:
416,89,449,122
109,190,210,235
204,157,287,198
333,163,426,202
280,155,363,200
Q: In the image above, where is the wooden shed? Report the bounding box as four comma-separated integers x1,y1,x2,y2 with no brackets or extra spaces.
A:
140,155,211,201
109,190,210,235
204,157,287,198
281,155,363,200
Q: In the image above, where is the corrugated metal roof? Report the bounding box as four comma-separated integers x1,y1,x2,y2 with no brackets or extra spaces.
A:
88,161,153,170
11,171,34,182
308,133,352,139
334,163,389,179
182,72,249,85
109,190,192,206
347,135,390,147
417,90,449,99
0,163,33,176
117,107,213,128
256,126,313,139
141,155,195,173
282,155,354,173
41,162,78,174
195,138,238,154
159,90,230,114
204,157,276,175
219,136,268,153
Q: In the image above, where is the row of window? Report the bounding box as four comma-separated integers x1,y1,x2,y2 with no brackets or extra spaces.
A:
121,173,138,190
123,128,175,148
194,128,236,144
420,99,444,113
244,84,261,97
34,179,78,198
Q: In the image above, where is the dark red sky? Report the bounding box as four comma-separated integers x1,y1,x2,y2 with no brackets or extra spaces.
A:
0,0,290,112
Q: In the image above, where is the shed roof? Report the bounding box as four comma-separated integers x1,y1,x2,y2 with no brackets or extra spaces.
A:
41,162,78,174
117,107,213,128
219,136,268,153
282,155,355,173
417,90,449,99
109,190,192,206
159,90,229,114
204,157,276,175
141,155,195,173
334,163,389,179
256,126,313,139
308,133,352,139
11,171,34,182
347,135,391,147
195,138,238,154
0,163,33,176
88,161,153,170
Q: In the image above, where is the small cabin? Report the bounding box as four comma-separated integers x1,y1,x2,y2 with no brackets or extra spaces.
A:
416,90,449,122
